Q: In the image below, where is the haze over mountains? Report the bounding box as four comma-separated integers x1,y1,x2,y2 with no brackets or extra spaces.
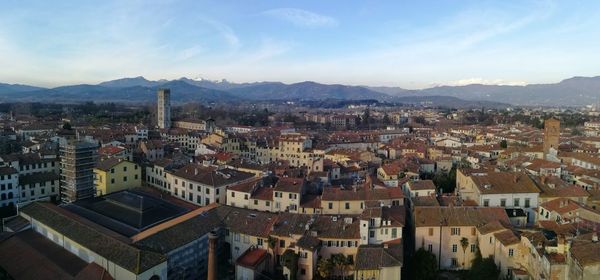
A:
2,76,600,106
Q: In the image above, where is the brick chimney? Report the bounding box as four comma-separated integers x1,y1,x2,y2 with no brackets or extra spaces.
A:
207,231,218,280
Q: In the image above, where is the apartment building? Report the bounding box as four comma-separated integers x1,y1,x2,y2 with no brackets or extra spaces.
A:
168,164,255,206
0,167,18,207
94,158,141,195
457,170,540,224
414,206,510,270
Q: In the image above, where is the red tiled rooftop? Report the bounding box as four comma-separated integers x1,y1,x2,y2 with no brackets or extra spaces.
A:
236,248,268,269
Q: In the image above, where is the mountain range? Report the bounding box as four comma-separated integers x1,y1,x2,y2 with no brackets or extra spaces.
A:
2,76,600,106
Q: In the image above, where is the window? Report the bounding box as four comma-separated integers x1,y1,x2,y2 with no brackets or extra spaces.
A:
525,198,531,208
391,228,397,238
266,201,270,207
429,228,434,236
254,200,258,205
451,228,461,235
489,236,493,244
244,194,248,200
345,202,350,209
452,244,458,252
279,240,285,248
123,166,127,172
369,230,375,238
500,199,506,207
134,174,138,180
428,244,433,252
111,178,115,184
111,168,115,174
231,192,235,197
123,176,127,182
451,258,458,267
471,244,476,253
289,193,293,199
300,268,306,275
483,199,490,207
328,202,333,209
508,249,514,257
514,198,520,207
258,238,263,246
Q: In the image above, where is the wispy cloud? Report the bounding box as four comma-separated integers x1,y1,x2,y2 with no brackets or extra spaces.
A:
176,45,204,61
197,18,240,49
435,78,528,87
263,8,337,28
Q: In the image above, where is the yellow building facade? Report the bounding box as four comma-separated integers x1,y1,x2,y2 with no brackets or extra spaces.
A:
94,158,141,195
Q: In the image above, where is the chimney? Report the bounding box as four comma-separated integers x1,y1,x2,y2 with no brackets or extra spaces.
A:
207,231,218,280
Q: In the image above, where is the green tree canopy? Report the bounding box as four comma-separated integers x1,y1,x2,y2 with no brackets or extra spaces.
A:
410,248,438,280
467,250,500,280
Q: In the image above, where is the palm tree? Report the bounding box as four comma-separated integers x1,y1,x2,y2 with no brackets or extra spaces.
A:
343,255,354,279
460,237,469,268
316,256,333,279
331,253,346,277
267,236,277,272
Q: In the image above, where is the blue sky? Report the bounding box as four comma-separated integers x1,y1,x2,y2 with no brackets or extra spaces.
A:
1,0,600,88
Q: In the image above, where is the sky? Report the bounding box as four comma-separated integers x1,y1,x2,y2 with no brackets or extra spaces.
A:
2,0,600,89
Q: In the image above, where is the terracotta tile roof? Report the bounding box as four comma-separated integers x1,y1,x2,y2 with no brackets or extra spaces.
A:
414,207,510,227
540,198,582,214
95,157,130,172
477,220,507,235
524,158,561,171
236,248,268,269
412,196,440,207
296,235,321,251
493,230,520,246
470,172,540,194
355,244,403,270
311,215,361,239
274,177,304,193
172,164,255,187
228,178,261,193
571,233,600,265
98,145,125,156
533,176,589,198
251,187,273,201
409,180,436,190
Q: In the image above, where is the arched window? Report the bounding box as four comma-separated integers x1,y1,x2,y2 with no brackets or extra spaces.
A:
7,193,13,199
0,194,6,200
